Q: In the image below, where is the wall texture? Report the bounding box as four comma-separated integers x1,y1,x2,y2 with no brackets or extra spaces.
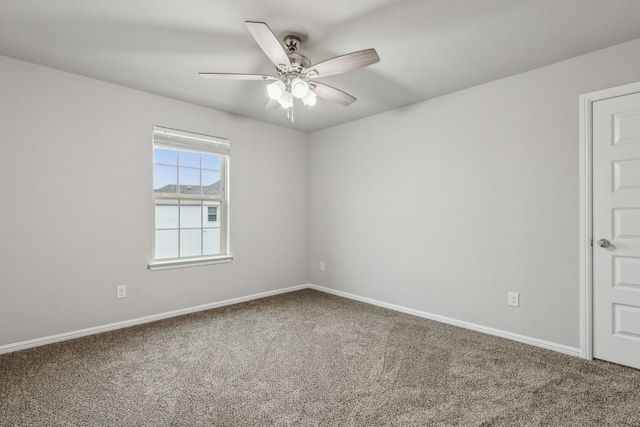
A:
0,56,308,347
308,39,640,349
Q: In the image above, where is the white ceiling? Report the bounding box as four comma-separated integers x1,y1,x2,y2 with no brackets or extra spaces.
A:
2,0,640,133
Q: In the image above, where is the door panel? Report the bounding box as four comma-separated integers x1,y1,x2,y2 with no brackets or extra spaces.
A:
614,256,640,289
593,91,640,369
614,209,640,239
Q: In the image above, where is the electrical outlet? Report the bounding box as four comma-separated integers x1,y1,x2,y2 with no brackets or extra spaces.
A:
320,262,325,271
508,291,519,307
116,285,127,299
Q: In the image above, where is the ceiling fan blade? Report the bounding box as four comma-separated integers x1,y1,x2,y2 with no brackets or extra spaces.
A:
308,81,356,106
304,49,379,78
199,73,277,80
265,98,280,110
245,21,292,72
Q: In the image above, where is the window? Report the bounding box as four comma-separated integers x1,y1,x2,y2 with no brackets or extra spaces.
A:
207,206,218,222
149,126,232,270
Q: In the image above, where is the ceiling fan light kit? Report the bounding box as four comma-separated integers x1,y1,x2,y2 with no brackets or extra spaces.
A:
267,80,286,100
278,90,293,109
199,21,380,121
291,78,309,98
302,90,317,106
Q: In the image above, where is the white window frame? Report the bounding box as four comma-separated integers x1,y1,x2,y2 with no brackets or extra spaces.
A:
148,126,233,271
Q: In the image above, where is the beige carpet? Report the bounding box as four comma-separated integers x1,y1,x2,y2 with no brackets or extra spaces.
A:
1,289,639,426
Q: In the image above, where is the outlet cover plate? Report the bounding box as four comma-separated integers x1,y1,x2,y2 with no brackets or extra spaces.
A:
116,285,127,299
508,291,519,307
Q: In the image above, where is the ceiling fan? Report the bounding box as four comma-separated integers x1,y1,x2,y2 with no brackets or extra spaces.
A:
199,21,380,119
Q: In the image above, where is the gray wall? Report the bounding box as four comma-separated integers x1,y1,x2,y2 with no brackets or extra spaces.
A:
308,39,640,348
3,38,640,351
0,55,308,347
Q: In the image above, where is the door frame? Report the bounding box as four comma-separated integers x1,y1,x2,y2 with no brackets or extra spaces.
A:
579,81,640,360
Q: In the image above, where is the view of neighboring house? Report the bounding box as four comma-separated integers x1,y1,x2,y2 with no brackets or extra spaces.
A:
154,182,222,259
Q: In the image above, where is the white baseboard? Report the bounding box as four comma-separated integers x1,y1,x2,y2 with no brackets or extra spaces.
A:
308,284,582,358
0,284,308,354
1,283,581,359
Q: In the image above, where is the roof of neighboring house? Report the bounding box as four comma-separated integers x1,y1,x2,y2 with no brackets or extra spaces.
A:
155,181,221,196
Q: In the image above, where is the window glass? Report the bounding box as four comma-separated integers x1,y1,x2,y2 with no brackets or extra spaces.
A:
201,170,221,196
202,154,221,170
155,200,179,229
154,165,177,194
155,230,179,259
207,206,218,222
179,151,200,168
203,228,221,255
154,148,177,165
180,201,202,228
178,167,200,194
180,229,202,257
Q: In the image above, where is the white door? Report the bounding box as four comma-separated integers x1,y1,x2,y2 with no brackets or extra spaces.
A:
593,91,640,369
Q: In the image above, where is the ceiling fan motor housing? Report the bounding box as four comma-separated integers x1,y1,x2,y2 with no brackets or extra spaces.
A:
276,36,310,76
283,53,311,75
283,35,301,52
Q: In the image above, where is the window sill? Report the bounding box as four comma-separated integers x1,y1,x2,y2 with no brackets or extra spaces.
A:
148,255,234,271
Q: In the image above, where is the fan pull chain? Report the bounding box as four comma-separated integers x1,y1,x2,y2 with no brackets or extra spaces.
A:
287,103,294,122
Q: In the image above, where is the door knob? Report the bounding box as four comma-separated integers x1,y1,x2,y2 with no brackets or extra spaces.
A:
597,239,610,248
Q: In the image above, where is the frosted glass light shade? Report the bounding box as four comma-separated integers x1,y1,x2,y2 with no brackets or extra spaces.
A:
278,91,293,108
267,80,286,100
302,90,317,106
291,78,309,98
